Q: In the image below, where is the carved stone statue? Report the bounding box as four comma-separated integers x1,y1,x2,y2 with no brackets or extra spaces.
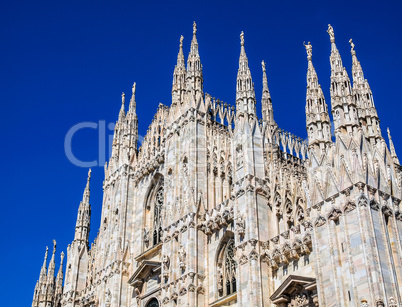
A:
236,215,245,237
105,289,111,303
217,267,223,294
162,255,170,271
178,244,186,269
349,38,355,51
327,24,335,42
143,228,150,245
304,41,312,59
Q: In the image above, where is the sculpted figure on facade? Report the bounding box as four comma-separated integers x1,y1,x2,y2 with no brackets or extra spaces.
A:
178,244,186,270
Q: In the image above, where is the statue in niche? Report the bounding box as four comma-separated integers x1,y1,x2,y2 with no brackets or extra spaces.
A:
162,255,170,271
236,215,245,237
105,289,111,303
143,228,150,245
178,244,186,269
217,267,223,295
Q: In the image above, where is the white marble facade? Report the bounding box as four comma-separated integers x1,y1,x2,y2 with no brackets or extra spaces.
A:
32,24,402,307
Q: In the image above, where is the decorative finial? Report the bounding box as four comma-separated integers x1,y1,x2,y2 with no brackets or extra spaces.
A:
180,35,184,47
44,246,48,260
87,168,91,180
240,31,245,46
52,240,56,254
121,92,125,104
193,21,197,35
327,24,335,43
304,41,313,60
261,60,266,72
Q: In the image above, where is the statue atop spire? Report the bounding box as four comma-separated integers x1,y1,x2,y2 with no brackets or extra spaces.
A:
349,39,355,53
327,24,335,43
304,41,312,60
193,21,197,35
240,31,245,46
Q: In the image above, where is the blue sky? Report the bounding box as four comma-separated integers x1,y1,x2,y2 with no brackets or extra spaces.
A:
1,0,402,305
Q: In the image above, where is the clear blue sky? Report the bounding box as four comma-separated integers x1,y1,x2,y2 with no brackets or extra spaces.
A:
1,0,401,305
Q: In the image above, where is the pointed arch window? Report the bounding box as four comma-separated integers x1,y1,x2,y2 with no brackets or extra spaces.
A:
224,239,237,295
217,238,237,297
153,187,163,246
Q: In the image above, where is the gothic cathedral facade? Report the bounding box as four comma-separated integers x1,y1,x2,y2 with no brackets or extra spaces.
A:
32,24,402,307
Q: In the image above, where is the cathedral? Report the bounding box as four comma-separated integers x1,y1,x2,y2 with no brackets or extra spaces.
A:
32,23,402,307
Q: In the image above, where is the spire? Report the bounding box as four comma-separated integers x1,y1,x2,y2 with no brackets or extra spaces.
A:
189,21,199,60
127,82,139,155
327,24,359,134
186,22,203,95
177,35,185,68
128,82,136,114
47,240,56,285
349,39,365,86
388,128,400,164
236,31,256,118
349,39,381,141
119,92,125,120
304,42,331,151
32,280,40,307
55,252,65,297
39,246,48,284
45,240,56,305
172,35,187,105
261,60,275,125
74,169,91,243
82,168,91,204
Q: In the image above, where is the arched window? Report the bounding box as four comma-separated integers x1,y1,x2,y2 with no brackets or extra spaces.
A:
153,187,163,246
224,240,237,295
146,298,159,307
217,237,237,297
